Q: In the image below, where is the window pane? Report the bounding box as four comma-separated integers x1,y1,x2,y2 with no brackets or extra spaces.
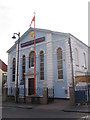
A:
58,64,63,69
58,60,62,66
59,75,63,79
22,55,25,83
40,72,44,80
12,58,16,82
29,51,34,68
40,67,44,71
57,48,63,79
83,52,86,67
40,51,44,80
40,57,44,62
75,48,79,65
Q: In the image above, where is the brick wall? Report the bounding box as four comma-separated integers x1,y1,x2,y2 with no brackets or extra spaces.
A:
0,59,7,72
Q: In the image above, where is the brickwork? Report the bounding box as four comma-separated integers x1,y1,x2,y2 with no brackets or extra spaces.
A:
26,96,31,103
6,96,15,102
39,87,48,104
69,87,75,105
19,97,24,103
5,86,48,104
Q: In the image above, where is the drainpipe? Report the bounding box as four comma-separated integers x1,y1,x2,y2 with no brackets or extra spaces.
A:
68,35,75,104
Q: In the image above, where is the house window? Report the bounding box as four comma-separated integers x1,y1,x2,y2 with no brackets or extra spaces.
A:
57,47,63,79
75,48,79,66
29,51,34,68
22,55,25,83
40,51,44,80
83,52,86,68
12,58,16,82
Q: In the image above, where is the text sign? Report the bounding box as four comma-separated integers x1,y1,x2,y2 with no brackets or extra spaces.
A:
21,37,45,48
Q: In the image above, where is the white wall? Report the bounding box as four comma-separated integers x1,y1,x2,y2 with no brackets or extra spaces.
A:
0,69,7,95
70,35,88,77
88,47,90,72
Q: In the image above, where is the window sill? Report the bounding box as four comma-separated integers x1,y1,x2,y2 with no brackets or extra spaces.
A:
56,79,64,82
38,80,44,83
31,67,34,68
11,82,15,84
76,65,79,67
82,66,87,69
20,81,24,85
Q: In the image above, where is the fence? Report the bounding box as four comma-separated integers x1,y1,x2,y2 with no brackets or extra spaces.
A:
8,87,54,99
75,72,90,104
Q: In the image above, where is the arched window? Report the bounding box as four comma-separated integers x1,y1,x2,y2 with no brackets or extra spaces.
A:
22,55,25,83
29,51,34,68
40,51,44,80
75,48,79,66
57,47,63,79
12,58,16,82
83,52,86,68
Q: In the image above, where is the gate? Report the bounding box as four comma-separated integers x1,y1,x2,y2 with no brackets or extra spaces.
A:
75,73,90,104
75,90,87,104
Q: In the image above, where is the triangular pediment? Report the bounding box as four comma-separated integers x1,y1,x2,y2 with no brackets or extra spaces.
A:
7,27,69,53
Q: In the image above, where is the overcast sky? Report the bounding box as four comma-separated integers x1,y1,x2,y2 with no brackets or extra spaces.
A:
0,0,89,64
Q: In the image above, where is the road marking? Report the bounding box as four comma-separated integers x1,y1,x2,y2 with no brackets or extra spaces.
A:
81,115,88,119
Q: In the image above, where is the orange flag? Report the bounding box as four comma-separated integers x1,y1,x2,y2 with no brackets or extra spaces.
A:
30,15,35,27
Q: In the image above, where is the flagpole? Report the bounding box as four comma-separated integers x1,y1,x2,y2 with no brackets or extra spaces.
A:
34,14,36,96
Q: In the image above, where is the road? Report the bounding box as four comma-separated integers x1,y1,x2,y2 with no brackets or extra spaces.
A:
2,106,90,119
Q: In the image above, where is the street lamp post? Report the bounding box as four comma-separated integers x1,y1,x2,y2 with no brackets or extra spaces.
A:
12,32,20,103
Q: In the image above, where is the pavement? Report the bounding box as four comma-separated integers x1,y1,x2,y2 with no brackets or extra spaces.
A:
63,104,90,113
2,99,90,113
2,99,71,111
2,101,33,109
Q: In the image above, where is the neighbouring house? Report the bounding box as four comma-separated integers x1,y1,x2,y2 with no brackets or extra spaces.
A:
7,28,89,103
0,59,7,96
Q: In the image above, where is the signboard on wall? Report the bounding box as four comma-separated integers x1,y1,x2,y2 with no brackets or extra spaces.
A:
21,37,45,48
